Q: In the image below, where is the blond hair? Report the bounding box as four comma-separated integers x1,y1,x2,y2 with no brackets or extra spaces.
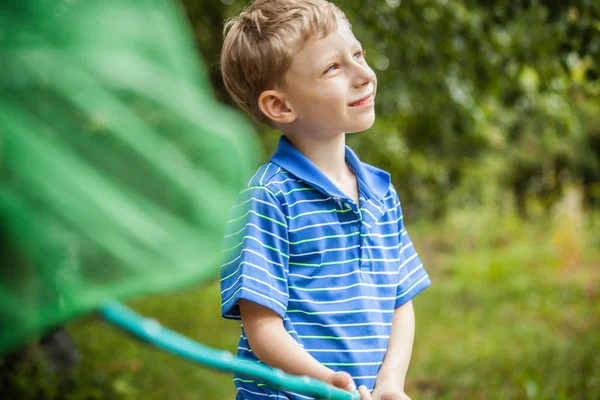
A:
220,0,347,125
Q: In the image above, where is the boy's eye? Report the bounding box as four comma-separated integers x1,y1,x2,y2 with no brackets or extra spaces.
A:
353,49,366,60
324,64,338,74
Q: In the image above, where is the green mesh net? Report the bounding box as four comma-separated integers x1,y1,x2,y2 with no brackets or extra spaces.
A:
0,0,259,355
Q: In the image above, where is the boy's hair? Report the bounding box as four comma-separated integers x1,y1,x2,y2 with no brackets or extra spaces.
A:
220,0,347,125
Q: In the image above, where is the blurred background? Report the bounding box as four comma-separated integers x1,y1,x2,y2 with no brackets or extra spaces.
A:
1,0,599,399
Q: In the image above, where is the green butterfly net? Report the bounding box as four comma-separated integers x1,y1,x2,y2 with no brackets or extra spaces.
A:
0,1,359,399
0,0,258,354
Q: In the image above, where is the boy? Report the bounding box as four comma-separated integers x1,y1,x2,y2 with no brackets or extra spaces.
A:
219,1,431,399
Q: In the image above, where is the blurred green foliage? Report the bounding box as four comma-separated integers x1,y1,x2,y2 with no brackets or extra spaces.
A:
184,0,600,218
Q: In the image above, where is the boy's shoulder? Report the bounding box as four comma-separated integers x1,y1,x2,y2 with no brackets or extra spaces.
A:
248,161,302,193
243,162,304,201
246,162,286,188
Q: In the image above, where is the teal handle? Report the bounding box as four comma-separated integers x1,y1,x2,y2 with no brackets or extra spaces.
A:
100,301,361,400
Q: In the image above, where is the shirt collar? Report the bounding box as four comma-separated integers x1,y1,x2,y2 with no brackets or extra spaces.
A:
270,136,390,202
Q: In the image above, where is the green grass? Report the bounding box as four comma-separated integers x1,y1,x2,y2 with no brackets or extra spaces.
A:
3,210,599,400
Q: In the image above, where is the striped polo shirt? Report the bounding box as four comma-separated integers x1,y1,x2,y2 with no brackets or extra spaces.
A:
221,136,431,400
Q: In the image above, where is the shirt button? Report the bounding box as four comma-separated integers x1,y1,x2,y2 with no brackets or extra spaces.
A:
344,202,352,209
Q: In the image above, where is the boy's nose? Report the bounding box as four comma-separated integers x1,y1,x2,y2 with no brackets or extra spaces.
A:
352,64,376,88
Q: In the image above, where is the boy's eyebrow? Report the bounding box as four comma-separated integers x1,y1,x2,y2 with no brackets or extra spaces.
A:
320,41,364,62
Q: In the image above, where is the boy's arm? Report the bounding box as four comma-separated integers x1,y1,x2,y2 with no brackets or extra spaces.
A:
372,300,415,400
239,299,360,393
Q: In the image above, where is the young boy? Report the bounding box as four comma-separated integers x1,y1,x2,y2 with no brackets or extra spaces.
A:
219,1,431,399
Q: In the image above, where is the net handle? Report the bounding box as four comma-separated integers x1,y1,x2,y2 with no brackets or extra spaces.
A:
100,301,361,400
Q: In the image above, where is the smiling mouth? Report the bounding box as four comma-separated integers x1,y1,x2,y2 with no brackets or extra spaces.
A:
349,94,374,107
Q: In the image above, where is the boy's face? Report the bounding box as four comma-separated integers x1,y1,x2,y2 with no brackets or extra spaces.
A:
280,22,377,138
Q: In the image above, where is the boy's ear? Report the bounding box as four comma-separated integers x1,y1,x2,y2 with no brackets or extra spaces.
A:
258,90,297,124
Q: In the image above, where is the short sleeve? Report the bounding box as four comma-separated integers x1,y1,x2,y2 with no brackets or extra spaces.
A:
395,199,431,308
220,186,290,320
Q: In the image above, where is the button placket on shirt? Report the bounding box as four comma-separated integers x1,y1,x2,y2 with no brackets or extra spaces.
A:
358,197,386,272
334,197,364,269
339,197,369,271
359,213,370,271
337,197,387,272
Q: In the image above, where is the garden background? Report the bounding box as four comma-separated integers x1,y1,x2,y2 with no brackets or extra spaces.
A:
2,0,599,399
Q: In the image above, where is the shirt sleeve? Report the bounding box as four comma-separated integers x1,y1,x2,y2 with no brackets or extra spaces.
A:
395,196,431,308
220,186,290,320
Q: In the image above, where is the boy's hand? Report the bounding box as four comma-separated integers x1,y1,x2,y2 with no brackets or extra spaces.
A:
326,370,357,392
358,385,374,400
325,372,373,400
371,380,411,400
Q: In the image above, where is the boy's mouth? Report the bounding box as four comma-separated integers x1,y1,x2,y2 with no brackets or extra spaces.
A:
349,93,374,107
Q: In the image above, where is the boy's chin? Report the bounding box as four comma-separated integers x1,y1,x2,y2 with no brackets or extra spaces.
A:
347,115,376,134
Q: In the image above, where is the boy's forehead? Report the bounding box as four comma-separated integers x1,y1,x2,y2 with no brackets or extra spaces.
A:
288,24,359,70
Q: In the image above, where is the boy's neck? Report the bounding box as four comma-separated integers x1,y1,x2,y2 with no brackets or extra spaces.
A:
285,133,356,189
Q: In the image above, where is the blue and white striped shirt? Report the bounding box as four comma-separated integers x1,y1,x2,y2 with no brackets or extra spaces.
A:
221,136,431,400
